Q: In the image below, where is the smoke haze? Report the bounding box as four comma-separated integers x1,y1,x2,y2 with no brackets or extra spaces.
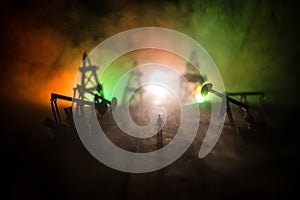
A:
0,0,299,107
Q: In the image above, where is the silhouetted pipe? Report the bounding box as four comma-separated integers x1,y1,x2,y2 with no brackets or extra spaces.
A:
51,93,72,101
54,99,61,123
50,101,58,123
201,83,250,110
51,93,117,111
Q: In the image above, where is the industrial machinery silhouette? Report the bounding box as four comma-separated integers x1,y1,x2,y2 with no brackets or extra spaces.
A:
122,61,144,104
44,52,265,137
73,51,104,116
201,83,264,133
44,52,117,133
181,51,206,100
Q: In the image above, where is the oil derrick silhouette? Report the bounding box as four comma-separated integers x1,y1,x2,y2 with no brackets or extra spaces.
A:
186,51,200,77
122,61,144,105
181,51,206,99
73,51,103,116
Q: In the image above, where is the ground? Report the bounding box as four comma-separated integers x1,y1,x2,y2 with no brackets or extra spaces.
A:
1,99,299,200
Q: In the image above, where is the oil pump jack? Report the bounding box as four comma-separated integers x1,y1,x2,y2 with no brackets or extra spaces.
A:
200,83,265,133
44,52,117,134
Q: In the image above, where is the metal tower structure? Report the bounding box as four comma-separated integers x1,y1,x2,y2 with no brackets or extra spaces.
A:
181,51,206,99
122,61,144,104
73,51,104,116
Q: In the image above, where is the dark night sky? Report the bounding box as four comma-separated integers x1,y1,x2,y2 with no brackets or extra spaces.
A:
0,0,300,199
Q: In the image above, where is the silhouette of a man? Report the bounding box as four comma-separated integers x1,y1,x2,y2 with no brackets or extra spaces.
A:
156,114,164,135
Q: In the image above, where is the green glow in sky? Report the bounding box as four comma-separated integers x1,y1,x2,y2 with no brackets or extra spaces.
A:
195,94,206,103
87,1,299,107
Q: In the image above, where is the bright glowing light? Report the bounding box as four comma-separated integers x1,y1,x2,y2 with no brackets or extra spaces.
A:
144,67,181,96
195,94,206,103
143,84,177,106
147,85,169,97
149,70,173,84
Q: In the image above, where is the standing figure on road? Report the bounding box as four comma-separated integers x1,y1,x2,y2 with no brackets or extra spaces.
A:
156,114,164,135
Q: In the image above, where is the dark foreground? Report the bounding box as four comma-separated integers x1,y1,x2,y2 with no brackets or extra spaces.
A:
1,101,299,200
